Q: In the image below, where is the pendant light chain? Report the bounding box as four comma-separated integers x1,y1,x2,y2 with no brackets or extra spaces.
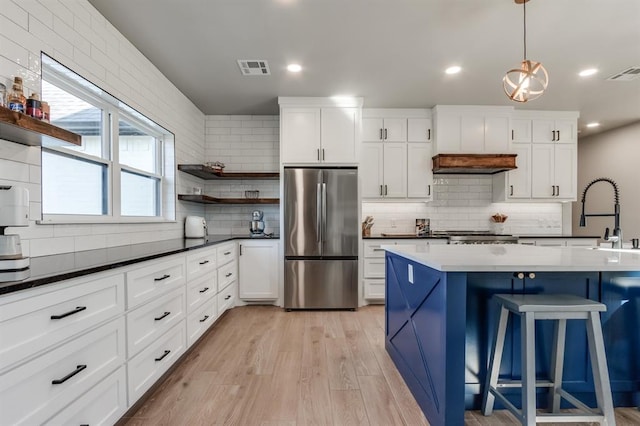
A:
523,1,527,60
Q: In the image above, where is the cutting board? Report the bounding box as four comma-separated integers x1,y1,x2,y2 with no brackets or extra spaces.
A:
381,233,418,237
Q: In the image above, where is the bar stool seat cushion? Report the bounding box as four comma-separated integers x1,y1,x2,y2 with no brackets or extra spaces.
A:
494,293,606,313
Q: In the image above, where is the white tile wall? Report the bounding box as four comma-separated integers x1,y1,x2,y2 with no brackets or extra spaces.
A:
1,0,205,256
363,175,563,236
203,115,280,236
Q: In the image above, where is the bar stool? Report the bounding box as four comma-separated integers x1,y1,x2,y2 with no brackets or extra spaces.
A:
481,294,616,426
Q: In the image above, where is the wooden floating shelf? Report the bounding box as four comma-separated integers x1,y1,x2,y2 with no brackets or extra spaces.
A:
0,105,82,147
178,164,279,180
178,194,279,205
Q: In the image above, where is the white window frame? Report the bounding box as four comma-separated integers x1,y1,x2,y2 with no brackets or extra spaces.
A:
39,54,174,224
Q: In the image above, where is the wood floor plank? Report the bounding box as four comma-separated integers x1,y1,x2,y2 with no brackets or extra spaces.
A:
123,305,640,426
370,345,429,426
297,375,334,425
325,337,360,390
357,375,405,426
330,389,369,426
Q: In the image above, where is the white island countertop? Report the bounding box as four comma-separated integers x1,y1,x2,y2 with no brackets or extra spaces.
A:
383,244,640,272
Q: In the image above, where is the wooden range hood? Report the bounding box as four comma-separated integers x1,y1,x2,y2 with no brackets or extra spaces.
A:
432,154,517,175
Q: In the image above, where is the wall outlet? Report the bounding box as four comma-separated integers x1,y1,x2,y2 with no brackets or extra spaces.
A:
391,219,397,228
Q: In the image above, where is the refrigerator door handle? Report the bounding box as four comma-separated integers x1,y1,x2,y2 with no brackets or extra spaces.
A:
316,183,322,242
322,182,327,242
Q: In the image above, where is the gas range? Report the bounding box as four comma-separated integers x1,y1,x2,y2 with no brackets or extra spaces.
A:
430,231,519,244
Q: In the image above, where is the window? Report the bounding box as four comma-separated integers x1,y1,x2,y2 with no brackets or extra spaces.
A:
40,54,175,223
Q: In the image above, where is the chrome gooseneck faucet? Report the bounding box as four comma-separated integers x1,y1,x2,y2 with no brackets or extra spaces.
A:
579,177,622,249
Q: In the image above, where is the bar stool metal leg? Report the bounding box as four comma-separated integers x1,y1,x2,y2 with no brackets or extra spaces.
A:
521,311,537,426
548,318,567,413
482,305,510,416
586,311,616,425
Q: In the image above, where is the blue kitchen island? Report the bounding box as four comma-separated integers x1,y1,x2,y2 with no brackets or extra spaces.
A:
384,244,640,426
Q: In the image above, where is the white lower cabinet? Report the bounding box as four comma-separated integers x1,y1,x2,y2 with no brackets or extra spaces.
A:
362,239,448,301
238,240,279,300
518,238,599,247
0,239,244,424
45,365,127,426
126,287,186,358
127,321,186,404
218,281,238,315
0,317,125,426
187,298,218,346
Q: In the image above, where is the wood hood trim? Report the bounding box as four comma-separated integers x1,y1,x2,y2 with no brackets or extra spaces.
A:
432,154,517,175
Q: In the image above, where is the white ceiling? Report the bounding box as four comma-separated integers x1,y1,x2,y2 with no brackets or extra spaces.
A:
87,0,640,136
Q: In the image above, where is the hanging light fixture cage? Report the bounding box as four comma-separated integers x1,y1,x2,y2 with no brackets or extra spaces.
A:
503,0,548,102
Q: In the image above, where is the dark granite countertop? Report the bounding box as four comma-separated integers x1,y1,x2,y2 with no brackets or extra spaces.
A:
363,235,449,240
0,234,279,296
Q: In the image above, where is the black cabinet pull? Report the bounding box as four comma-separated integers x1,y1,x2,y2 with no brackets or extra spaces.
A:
225,295,231,300
154,274,171,282
427,185,431,196
199,260,209,265
511,129,514,140
51,306,86,320
379,128,383,140
199,315,209,323
155,350,170,362
510,185,514,196
428,129,431,140
199,287,209,293
322,149,325,160
317,149,320,160
384,128,388,140
154,311,170,321
224,251,231,255
557,130,561,141
225,272,232,278
240,244,243,256
52,364,87,385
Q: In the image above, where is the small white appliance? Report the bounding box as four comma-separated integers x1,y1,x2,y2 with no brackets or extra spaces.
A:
0,186,30,280
185,216,207,238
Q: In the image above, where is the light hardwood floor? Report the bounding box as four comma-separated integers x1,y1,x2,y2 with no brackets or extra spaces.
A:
123,305,639,426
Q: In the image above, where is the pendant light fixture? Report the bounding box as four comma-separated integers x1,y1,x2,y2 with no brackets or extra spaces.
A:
503,0,548,102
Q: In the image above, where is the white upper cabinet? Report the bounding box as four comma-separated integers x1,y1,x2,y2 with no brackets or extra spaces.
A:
361,109,433,201
532,119,576,144
510,117,533,143
407,118,433,142
407,142,433,200
433,106,512,154
362,118,406,142
279,97,363,164
494,110,579,202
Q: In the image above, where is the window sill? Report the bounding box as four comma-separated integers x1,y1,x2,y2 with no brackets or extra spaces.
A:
37,217,177,225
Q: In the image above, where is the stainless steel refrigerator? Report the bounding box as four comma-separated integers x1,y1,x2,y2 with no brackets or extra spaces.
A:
284,167,358,310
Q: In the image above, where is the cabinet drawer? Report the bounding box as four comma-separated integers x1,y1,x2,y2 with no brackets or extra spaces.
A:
187,298,218,346
186,247,217,281
127,321,186,404
364,258,386,278
217,260,237,292
126,255,185,309
364,278,385,300
0,272,125,372
187,272,217,312
363,242,387,258
126,287,186,358
216,242,237,267
0,318,125,426
45,365,127,426
217,281,237,315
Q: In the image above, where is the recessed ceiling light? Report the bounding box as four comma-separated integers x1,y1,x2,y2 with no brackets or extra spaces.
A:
445,66,461,75
287,64,302,72
586,122,600,128
579,68,598,77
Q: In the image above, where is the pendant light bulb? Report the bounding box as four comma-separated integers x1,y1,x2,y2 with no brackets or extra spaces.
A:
503,0,548,102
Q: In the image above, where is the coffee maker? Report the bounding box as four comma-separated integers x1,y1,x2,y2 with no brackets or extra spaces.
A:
250,210,265,237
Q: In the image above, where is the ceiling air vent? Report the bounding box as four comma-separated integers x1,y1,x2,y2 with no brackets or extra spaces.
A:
606,66,640,81
237,60,271,76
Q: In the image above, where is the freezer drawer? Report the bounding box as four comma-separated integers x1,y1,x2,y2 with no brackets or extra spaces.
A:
284,259,357,309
